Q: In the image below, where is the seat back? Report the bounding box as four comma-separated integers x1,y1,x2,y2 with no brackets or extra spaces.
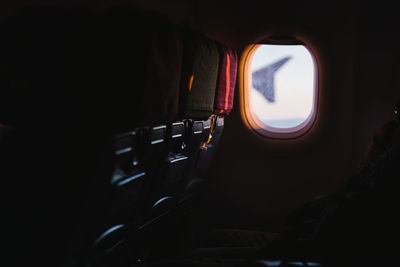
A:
191,43,238,181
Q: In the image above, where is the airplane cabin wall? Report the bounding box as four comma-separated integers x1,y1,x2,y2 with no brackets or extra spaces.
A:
197,1,360,232
2,0,400,233
198,1,400,232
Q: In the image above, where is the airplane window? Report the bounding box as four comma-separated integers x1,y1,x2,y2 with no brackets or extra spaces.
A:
242,43,317,138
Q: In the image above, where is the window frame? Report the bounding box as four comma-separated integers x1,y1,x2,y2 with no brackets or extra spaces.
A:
239,39,319,139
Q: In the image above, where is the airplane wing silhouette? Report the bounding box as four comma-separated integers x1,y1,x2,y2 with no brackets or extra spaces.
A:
252,56,291,102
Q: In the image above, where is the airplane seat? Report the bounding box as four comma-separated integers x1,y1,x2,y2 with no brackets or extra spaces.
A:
140,39,241,265
176,38,238,204
140,28,221,211
108,129,146,223
165,43,238,257
191,43,237,182
111,29,242,266
96,25,238,253
137,125,169,211
118,30,223,263
150,121,188,202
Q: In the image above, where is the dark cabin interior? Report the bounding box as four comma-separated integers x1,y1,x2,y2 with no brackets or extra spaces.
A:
2,1,400,266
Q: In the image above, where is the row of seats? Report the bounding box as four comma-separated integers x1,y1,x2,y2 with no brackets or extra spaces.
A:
0,5,237,267
88,117,223,265
108,117,217,225
83,6,238,267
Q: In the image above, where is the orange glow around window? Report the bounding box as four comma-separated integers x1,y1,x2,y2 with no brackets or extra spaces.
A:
240,42,318,139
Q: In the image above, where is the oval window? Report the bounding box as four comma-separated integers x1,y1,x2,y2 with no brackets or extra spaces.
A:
241,43,317,138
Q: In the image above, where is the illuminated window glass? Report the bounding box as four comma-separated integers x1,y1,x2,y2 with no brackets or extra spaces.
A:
247,44,316,137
